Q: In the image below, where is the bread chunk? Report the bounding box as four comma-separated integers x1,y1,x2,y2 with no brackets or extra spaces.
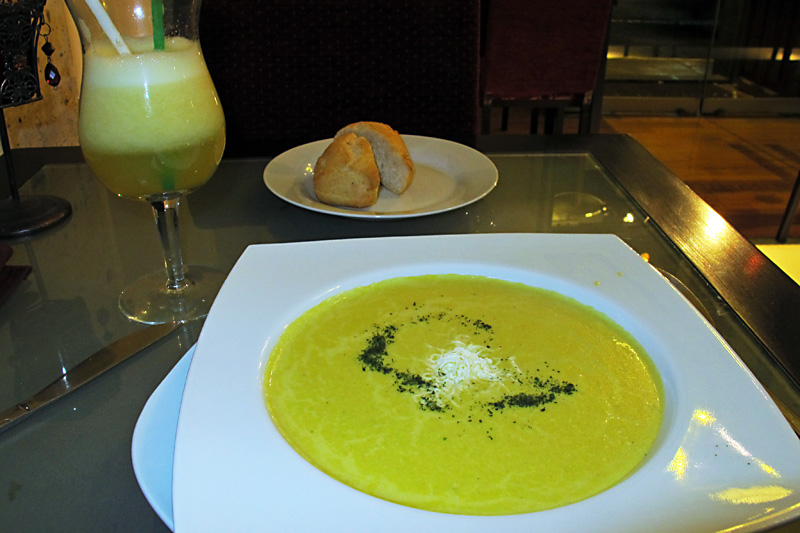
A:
313,133,380,207
336,122,415,194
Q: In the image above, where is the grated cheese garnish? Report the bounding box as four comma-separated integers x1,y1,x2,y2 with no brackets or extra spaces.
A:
421,341,508,409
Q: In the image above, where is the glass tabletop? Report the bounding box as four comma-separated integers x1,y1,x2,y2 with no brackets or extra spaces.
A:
1,136,798,531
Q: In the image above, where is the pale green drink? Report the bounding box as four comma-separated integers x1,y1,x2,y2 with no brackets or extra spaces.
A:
79,37,225,200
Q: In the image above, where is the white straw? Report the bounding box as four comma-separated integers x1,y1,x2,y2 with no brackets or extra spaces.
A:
84,0,130,54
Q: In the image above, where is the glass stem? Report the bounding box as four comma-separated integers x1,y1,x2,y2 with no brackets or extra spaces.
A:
151,197,189,292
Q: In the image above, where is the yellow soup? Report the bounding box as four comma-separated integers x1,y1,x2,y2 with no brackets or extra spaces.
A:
265,275,663,515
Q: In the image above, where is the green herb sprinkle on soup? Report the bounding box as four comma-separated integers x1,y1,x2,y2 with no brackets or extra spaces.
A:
264,274,663,515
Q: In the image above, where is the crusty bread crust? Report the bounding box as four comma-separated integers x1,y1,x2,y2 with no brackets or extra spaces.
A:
313,132,380,207
335,122,415,194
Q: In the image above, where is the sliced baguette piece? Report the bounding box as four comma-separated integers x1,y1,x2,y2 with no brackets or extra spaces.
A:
313,132,380,208
335,121,415,194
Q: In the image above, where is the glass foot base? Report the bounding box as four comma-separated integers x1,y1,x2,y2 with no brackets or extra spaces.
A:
0,195,72,239
551,192,608,227
119,265,226,324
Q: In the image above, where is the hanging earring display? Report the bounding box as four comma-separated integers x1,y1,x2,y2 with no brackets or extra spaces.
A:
39,22,61,87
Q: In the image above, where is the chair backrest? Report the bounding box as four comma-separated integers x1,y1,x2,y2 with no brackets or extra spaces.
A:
481,0,613,101
200,0,481,157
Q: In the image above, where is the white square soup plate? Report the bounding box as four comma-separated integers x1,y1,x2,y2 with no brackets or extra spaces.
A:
173,233,800,532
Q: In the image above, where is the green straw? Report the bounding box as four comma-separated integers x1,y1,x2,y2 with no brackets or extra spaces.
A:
151,0,169,191
151,0,165,50
162,169,176,191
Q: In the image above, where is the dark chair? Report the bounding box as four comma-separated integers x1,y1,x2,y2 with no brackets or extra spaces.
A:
200,0,481,157
480,0,614,135
777,168,800,242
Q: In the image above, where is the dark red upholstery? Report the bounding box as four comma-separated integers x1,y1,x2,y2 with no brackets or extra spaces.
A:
0,242,30,310
200,0,481,156
481,0,613,133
